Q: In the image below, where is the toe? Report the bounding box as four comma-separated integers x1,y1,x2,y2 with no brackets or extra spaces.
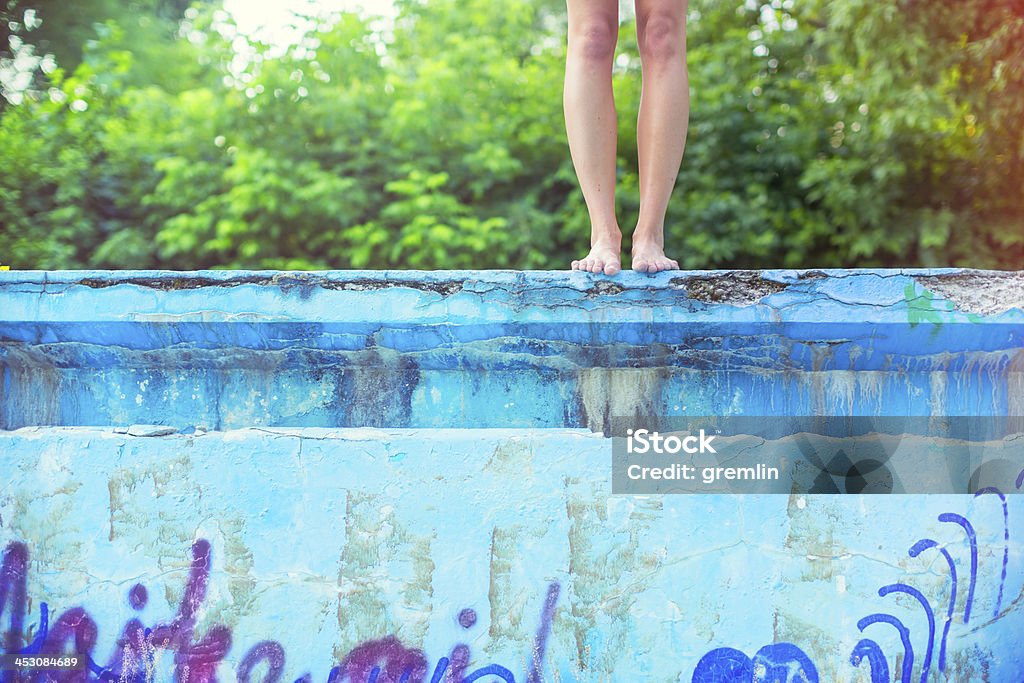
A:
604,261,620,276
571,260,580,270
589,261,603,274
633,259,649,273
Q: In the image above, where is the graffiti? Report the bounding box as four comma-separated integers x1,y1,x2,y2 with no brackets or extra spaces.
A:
848,638,888,683
236,642,284,683
693,492,1018,683
856,613,912,683
331,636,428,683
691,643,818,683
877,584,934,683
974,488,1009,617
148,540,232,683
937,513,978,624
907,539,956,671
4,472,1023,683
525,583,558,683
0,541,557,683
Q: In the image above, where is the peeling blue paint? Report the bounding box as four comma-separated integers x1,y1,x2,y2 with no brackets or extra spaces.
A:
1,270,1022,682
2,270,1022,430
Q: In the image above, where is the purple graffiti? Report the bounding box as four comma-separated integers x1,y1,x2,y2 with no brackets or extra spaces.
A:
44,607,101,681
146,539,233,683
443,645,470,683
525,583,559,683
238,642,286,683
974,487,1009,618
0,540,557,683
129,585,148,612
456,610,476,630
332,636,428,683
95,581,167,683
0,542,29,655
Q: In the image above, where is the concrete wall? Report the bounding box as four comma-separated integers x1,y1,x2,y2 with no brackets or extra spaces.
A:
1,269,1022,682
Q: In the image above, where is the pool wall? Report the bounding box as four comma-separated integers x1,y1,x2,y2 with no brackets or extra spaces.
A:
1,269,1022,682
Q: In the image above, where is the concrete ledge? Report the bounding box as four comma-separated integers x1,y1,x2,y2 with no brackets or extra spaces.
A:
2,269,1022,430
3,268,1024,321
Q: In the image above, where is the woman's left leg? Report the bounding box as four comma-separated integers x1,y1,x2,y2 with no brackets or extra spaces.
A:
631,0,689,272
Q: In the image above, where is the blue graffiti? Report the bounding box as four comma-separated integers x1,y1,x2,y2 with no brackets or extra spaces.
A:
908,539,956,672
878,584,934,683
460,665,515,683
691,647,752,682
15,601,47,656
938,512,977,624
849,639,889,683
690,494,1018,682
975,487,1010,617
691,643,819,682
856,614,913,683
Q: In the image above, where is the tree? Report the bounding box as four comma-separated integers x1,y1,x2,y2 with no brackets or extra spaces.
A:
1,0,198,104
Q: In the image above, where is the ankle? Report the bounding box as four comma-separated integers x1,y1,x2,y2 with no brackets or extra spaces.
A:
590,229,621,248
631,229,663,248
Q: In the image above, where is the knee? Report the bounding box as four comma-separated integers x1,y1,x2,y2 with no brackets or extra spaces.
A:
637,12,683,64
569,18,618,63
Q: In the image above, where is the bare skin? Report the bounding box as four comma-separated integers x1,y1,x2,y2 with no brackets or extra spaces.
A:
565,0,689,274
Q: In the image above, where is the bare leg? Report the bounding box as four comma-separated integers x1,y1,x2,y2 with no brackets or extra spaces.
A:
565,0,621,275
631,0,688,272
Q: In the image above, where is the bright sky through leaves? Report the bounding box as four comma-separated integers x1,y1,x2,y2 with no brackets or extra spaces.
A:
222,0,396,46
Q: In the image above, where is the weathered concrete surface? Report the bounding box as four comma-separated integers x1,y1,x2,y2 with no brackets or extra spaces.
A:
0,427,1021,682
1,269,1022,430
1,269,1023,683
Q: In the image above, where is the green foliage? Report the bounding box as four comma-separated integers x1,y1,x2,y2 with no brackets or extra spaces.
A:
1,0,199,102
1,0,1021,270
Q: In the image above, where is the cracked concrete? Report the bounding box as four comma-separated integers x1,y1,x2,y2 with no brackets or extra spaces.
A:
1,270,1021,430
915,270,1024,316
0,427,1020,681
1,269,1023,681
672,271,789,306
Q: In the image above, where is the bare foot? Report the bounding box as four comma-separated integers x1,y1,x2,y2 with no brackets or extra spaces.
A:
572,237,621,275
631,239,679,273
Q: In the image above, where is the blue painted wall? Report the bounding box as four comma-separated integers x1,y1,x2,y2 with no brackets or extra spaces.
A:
1,269,1022,682
2,270,1022,431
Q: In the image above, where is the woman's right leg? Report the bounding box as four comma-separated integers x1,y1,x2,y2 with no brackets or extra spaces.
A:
565,0,622,275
